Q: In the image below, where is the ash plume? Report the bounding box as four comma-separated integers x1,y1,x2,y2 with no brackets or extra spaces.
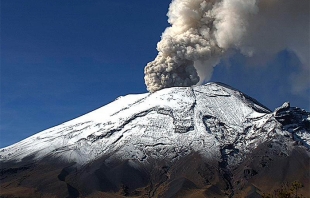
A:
144,0,310,93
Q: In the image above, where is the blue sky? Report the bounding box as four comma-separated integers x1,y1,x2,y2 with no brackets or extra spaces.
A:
1,0,309,148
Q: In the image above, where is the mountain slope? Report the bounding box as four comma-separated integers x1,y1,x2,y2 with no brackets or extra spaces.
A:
0,82,309,198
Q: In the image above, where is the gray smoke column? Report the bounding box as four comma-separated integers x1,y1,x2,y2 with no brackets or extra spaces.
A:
144,0,310,93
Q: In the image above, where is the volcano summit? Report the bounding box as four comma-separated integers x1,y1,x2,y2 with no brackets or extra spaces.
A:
1,83,309,198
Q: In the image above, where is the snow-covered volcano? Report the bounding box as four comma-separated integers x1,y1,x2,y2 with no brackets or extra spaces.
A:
0,82,279,164
1,82,309,198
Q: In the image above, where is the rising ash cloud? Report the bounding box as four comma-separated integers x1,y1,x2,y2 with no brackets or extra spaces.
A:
144,0,309,93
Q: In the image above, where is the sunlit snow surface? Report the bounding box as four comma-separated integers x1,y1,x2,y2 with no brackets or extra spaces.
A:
1,83,309,165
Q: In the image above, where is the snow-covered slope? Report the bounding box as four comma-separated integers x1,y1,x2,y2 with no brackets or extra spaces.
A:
1,82,309,167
